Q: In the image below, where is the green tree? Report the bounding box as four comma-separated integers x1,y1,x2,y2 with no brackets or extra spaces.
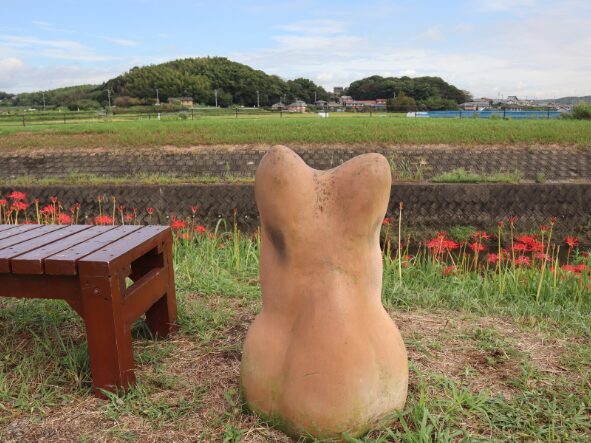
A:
387,92,417,112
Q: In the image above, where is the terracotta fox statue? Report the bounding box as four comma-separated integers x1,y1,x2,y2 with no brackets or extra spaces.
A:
241,145,408,439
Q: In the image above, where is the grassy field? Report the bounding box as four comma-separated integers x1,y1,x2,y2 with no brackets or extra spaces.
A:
0,115,590,151
1,228,589,442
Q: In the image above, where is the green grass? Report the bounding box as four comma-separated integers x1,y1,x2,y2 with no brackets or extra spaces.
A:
0,229,590,441
0,116,590,151
431,168,523,183
1,172,254,186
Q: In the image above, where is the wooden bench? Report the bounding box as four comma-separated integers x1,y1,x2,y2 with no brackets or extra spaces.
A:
0,224,177,397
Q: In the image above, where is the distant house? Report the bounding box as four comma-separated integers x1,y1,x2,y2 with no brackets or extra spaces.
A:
287,100,307,113
314,100,328,108
271,102,287,110
343,98,387,111
459,101,490,111
333,86,344,96
327,101,343,110
167,97,193,107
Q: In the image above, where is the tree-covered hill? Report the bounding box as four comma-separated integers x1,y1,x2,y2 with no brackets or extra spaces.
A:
1,58,479,110
346,75,471,110
104,57,329,107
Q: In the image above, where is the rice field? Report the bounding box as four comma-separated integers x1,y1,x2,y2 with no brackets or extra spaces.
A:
0,115,590,151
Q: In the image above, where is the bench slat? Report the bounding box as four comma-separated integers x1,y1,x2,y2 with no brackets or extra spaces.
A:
11,226,116,275
78,226,170,276
0,225,21,233
0,224,44,242
0,225,92,273
44,226,144,276
0,225,66,260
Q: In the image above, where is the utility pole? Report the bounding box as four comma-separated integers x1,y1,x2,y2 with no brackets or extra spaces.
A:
214,89,218,107
155,87,160,106
314,90,317,103
256,90,260,108
107,88,111,108
42,92,45,111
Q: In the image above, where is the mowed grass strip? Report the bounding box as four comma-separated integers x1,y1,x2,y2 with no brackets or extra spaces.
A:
0,116,590,150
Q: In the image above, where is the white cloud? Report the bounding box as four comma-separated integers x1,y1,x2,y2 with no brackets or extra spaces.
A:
30,20,76,33
477,0,536,12
100,36,140,47
455,23,474,32
418,26,444,42
0,34,120,63
0,57,121,92
276,19,348,35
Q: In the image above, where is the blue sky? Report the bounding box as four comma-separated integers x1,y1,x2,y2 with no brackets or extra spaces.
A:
1,0,590,98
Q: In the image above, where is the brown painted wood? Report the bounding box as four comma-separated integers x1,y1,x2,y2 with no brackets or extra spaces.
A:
0,223,177,398
80,271,136,397
145,237,178,338
0,225,91,273
0,224,43,242
0,273,81,300
124,267,168,324
0,225,65,257
11,226,116,275
78,226,169,276
44,225,143,276
0,224,20,233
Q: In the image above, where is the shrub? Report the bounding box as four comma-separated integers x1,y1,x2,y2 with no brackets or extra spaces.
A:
572,103,591,120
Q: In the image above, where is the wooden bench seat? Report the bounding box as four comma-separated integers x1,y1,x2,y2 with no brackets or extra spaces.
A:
0,224,177,397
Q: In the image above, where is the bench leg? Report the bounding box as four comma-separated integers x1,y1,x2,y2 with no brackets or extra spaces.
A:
146,238,178,338
80,273,135,398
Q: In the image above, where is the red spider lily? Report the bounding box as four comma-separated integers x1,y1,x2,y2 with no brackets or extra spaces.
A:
486,253,500,264
565,236,579,249
124,213,134,222
194,225,207,234
170,218,188,231
497,220,504,228
512,243,528,253
191,205,200,214
574,264,588,273
12,201,29,211
529,241,545,253
41,204,56,215
443,265,457,276
539,224,549,233
382,217,392,225
469,242,486,253
97,195,103,203
8,191,26,201
118,205,125,212
507,216,518,225
471,231,491,241
582,252,589,259
94,215,113,225
146,207,155,215
58,213,71,224
0,199,6,206
534,252,551,261
515,235,536,246
436,231,447,238
426,237,459,255
549,216,557,225
514,255,531,267
50,196,58,204
561,264,578,273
